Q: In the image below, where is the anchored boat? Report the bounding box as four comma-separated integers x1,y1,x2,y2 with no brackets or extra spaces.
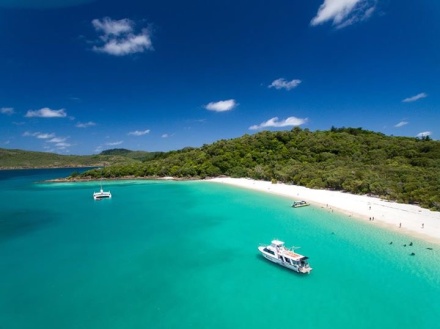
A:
93,183,111,200
291,200,309,208
258,239,312,274
93,188,111,200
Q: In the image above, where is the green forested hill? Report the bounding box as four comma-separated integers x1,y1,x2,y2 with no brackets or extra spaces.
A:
80,127,440,210
0,148,148,169
99,148,163,161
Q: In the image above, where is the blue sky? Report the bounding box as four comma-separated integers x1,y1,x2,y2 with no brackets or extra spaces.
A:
0,0,439,155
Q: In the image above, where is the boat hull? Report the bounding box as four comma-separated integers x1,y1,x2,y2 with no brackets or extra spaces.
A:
93,195,111,200
93,192,111,200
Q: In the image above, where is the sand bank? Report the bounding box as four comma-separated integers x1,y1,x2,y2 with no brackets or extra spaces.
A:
208,177,440,244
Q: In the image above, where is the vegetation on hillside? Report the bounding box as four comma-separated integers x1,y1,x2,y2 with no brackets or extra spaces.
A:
0,148,149,169
77,127,440,211
99,148,163,161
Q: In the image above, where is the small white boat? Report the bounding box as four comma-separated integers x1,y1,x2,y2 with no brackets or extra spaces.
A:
291,200,309,208
258,239,312,274
93,187,111,200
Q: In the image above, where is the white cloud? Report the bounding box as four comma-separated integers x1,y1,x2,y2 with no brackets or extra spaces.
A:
363,6,376,20
402,92,427,103
417,131,431,138
94,34,152,56
205,99,237,112
76,121,96,128
69,96,81,102
394,121,408,128
23,131,55,139
92,17,153,56
1,107,14,115
36,133,55,139
48,137,67,143
23,131,71,151
249,116,308,130
25,107,67,118
311,0,376,29
106,141,123,146
55,142,71,149
128,129,150,136
23,132,71,151
92,17,133,37
268,78,301,90
162,134,169,138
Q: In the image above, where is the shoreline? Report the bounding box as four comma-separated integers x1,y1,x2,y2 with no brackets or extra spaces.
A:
207,177,440,245
44,176,189,183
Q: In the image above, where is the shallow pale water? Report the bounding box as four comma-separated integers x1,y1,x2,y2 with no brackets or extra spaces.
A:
1,169,439,329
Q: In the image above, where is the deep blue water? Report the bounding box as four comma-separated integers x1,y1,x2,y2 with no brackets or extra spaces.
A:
1,169,439,329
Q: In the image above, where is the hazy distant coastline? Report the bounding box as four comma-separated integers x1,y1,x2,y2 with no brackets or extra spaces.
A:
0,165,97,171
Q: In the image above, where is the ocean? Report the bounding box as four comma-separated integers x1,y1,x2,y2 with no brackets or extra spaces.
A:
1,168,439,329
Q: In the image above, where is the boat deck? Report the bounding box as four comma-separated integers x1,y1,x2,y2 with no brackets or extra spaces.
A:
279,249,303,260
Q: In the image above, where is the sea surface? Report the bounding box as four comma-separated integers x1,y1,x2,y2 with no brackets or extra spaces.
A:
1,169,439,329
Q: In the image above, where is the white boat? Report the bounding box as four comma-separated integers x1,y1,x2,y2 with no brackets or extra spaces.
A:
93,186,111,200
291,200,309,208
258,239,312,274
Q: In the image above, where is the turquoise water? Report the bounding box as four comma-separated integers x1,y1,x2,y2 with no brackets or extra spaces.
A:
1,169,440,329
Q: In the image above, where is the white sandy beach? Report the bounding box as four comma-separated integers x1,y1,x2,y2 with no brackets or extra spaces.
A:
208,177,440,244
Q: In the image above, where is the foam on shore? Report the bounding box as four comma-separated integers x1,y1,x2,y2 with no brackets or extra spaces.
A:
208,177,440,244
